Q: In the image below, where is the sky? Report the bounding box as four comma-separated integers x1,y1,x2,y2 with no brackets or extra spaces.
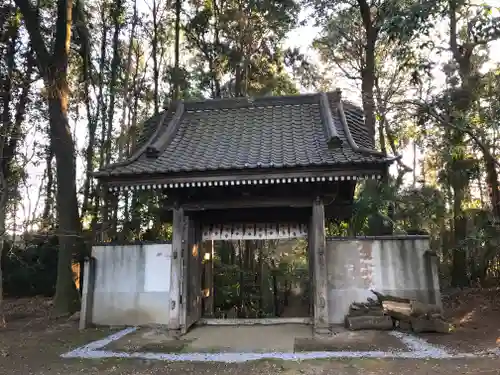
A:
11,1,500,233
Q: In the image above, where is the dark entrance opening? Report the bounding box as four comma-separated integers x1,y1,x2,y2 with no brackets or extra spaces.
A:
202,238,311,319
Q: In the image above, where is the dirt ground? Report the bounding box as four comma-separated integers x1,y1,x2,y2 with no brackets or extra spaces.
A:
1,293,500,375
417,288,500,353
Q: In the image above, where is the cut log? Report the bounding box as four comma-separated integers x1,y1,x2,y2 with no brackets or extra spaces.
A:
350,302,365,310
382,301,412,317
348,307,385,317
371,290,410,304
345,315,393,331
410,317,454,333
409,300,441,317
382,300,442,318
430,313,443,320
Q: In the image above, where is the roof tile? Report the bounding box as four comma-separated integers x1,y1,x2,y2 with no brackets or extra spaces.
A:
100,93,388,177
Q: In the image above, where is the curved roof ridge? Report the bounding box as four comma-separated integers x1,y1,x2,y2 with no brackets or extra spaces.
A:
336,98,400,162
319,91,342,148
96,109,171,174
145,101,185,158
183,93,320,111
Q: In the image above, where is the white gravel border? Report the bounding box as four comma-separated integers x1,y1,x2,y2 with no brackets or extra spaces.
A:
389,331,451,356
61,327,483,362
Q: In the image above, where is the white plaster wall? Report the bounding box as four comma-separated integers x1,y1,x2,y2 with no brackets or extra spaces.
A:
91,243,172,326
326,237,441,324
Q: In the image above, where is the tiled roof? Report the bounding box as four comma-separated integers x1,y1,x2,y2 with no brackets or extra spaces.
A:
96,91,389,179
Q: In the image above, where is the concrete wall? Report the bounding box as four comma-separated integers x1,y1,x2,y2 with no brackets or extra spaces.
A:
89,243,173,326
325,236,441,324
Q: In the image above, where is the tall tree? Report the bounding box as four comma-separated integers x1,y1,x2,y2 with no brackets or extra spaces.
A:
0,3,34,325
172,0,181,100
311,0,434,183
406,0,500,285
184,0,300,98
15,0,82,313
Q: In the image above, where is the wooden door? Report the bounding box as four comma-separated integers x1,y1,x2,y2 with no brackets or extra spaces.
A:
181,217,203,334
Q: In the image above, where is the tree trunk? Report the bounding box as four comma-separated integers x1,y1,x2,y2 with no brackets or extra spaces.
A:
94,12,108,220
173,0,181,100
15,0,82,314
212,0,222,98
451,181,468,287
357,0,377,140
0,175,7,328
118,0,138,158
234,62,243,97
42,146,54,227
129,54,142,233
96,2,108,169
48,96,81,314
485,154,500,221
100,0,123,231
152,0,160,114
105,0,122,166
272,269,279,317
80,34,99,220
50,0,82,313
0,5,33,326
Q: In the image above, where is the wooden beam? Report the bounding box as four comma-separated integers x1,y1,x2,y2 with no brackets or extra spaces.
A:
166,197,313,211
169,180,338,200
311,197,330,334
194,207,311,224
160,202,352,224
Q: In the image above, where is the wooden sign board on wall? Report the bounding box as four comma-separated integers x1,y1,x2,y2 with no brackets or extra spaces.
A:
202,223,308,241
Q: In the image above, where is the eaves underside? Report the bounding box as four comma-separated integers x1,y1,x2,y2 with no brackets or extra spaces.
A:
99,163,388,192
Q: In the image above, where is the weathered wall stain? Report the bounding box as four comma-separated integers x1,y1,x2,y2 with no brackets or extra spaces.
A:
325,237,441,324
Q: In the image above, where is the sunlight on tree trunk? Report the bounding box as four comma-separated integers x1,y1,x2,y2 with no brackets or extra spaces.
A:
15,0,82,314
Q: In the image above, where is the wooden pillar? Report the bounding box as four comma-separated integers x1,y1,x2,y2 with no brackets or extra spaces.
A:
180,215,203,334
203,240,214,317
308,217,316,318
169,207,184,330
180,215,192,331
79,257,96,330
311,197,330,334
424,251,442,309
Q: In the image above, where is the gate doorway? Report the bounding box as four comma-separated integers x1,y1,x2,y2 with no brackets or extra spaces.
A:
199,223,312,324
